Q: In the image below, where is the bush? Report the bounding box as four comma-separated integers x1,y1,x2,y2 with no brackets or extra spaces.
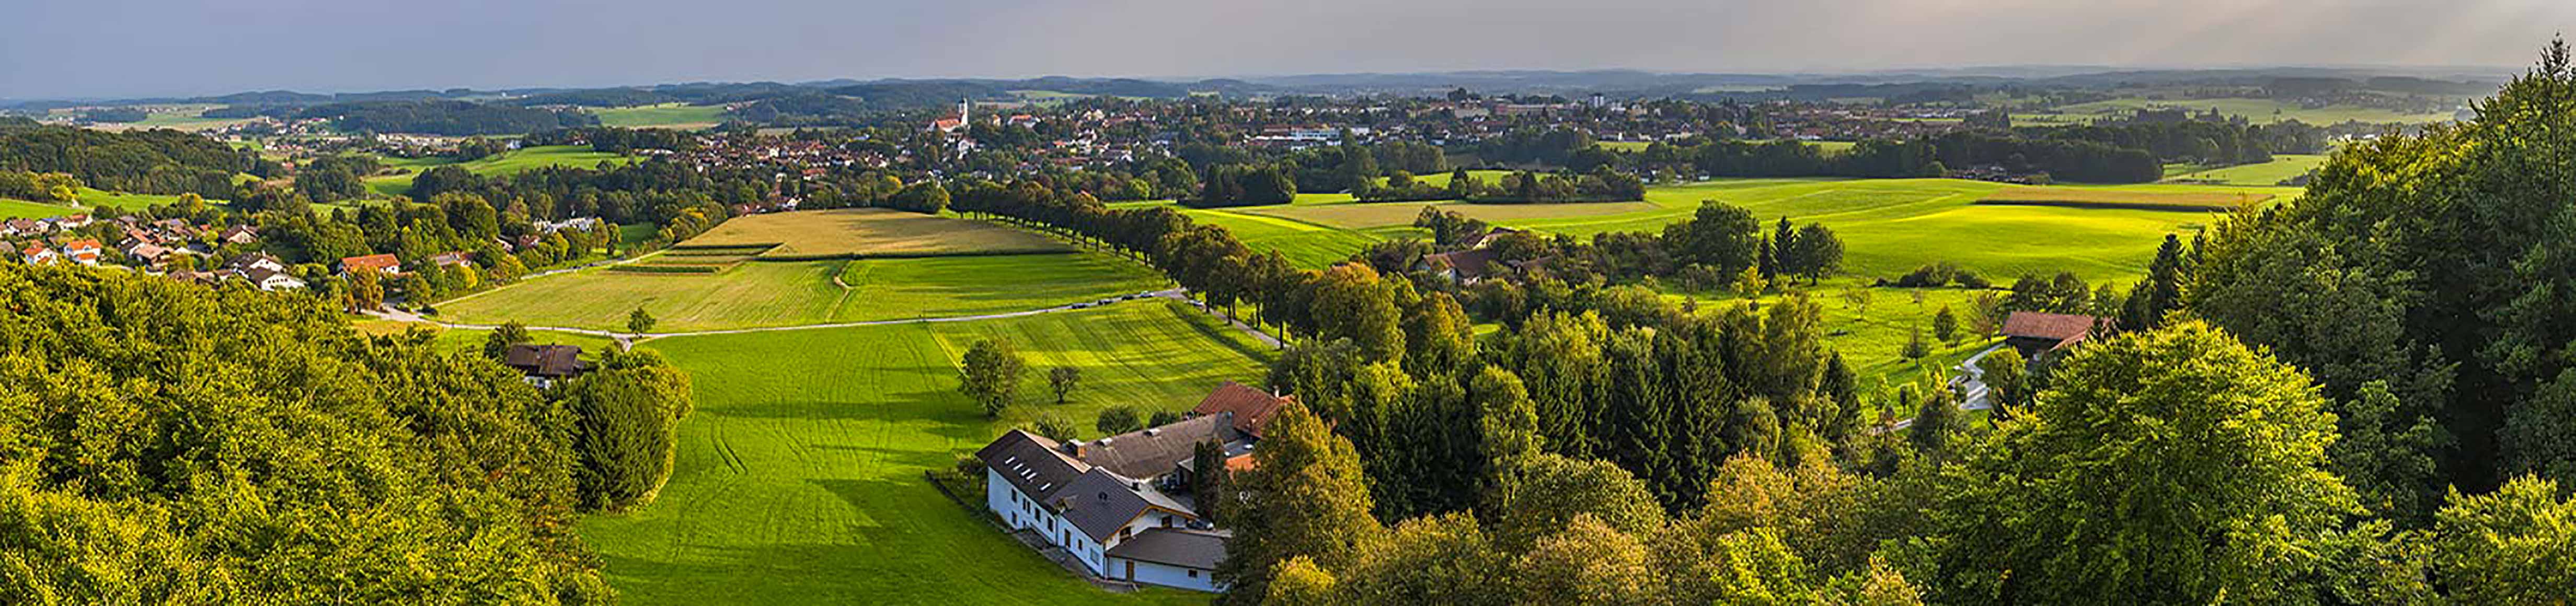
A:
1149,410,1184,427
1031,414,1077,441
1096,406,1144,435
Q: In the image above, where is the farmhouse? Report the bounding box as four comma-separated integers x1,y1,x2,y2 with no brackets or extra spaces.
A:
225,252,288,274
243,267,307,292
20,244,58,264
502,344,591,388
2002,311,2104,358
217,225,259,245
1419,248,1502,284
974,386,1281,592
339,253,402,276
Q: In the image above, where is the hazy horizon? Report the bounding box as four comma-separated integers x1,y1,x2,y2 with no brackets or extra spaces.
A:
6,0,2568,99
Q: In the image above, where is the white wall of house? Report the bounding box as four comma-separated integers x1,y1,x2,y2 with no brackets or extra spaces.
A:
1110,558,1222,592
985,468,1112,577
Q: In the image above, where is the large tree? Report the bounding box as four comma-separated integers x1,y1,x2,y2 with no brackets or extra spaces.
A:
1216,400,1382,605
1930,320,2356,604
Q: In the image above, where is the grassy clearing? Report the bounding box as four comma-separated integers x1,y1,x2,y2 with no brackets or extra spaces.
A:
682,209,1073,259
2046,97,2460,124
1246,200,1662,230
1660,279,2000,406
1974,186,2273,211
367,145,641,197
435,251,1168,332
1172,207,1383,269
73,188,226,212
578,302,1264,605
590,103,728,129
352,318,622,358
0,199,79,218
2164,155,2327,186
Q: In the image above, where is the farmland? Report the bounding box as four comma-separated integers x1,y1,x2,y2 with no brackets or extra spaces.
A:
1210,178,2290,283
680,208,1073,259
577,302,1266,606
2040,97,2463,124
0,199,78,218
591,103,729,130
435,250,1166,332
367,145,642,197
2165,154,2328,186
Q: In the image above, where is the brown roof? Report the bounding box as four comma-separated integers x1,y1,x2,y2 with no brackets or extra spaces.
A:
1423,248,1502,279
503,344,590,378
2002,312,2097,341
1105,528,1230,570
1190,381,1290,439
1080,413,1245,479
340,253,400,273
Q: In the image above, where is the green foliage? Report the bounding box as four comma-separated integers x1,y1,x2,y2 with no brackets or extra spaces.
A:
625,306,657,334
2432,475,2576,602
1049,366,1083,404
1030,413,1077,441
1930,306,1958,344
1930,320,2356,604
1216,400,1382,605
485,320,532,360
565,352,692,511
1094,405,1141,435
957,337,1026,417
0,263,603,603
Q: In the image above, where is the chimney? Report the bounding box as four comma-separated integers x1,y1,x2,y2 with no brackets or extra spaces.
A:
1064,440,1086,458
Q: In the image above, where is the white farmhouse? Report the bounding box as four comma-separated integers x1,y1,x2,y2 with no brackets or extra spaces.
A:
976,394,1276,592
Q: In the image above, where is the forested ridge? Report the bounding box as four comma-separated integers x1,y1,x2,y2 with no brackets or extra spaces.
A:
0,263,690,603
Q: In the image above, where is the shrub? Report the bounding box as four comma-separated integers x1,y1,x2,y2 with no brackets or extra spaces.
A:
1096,406,1143,436
566,362,691,511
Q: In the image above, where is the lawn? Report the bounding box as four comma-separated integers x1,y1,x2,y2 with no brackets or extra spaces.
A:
2165,155,2328,186
1974,185,2274,211
591,103,728,130
0,199,79,218
680,209,1074,259
578,301,1268,605
73,187,227,212
367,145,641,197
2046,97,2460,124
1661,279,2002,409
434,251,1169,332
351,318,622,358
1169,206,1384,269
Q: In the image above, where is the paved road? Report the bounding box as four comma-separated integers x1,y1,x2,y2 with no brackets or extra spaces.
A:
1879,343,2007,433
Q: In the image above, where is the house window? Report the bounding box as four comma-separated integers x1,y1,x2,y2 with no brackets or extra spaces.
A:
1188,570,1199,578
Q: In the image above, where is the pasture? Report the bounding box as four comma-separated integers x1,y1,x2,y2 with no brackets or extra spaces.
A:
0,199,78,218
1975,185,2273,211
577,302,1266,605
2046,97,2461,124
367,145,642,197
434,251,1167,332
680,208,1073,259
591,103,729,130
2165,155,2328,186
1167,206,1386,269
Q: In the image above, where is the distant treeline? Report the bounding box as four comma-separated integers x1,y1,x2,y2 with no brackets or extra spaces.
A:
302,100,598,136
0,120,267,197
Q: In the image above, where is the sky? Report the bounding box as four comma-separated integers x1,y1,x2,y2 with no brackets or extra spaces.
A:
4,0,2570,99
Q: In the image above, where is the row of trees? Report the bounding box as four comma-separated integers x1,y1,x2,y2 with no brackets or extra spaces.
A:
0,119,269,197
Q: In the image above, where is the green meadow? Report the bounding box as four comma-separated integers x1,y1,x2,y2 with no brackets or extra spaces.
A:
0,199,79,219
591,103,729,130
577,301,1266,605
368,145,641,197
2047,97,2461,124
2165,154,2328,186
434,251,1169,332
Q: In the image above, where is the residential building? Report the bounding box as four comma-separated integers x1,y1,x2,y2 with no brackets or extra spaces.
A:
2002,311,2104,359
20,244,58,265
225,252,288,274
62,240,102,265
339,253,402,276
502,344,592,388
244,267,308,292
976,386,1269,592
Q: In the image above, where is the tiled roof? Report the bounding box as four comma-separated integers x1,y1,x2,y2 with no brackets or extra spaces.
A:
2002,311,2096,341
1080,413,1244,480
1190,381,1290,439
1105,528,1229,570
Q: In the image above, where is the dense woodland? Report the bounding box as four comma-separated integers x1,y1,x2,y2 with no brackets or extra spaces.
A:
0,119,271,197
0,264,690,603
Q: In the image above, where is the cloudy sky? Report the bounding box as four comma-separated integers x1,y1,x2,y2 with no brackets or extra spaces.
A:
5,0,2569,99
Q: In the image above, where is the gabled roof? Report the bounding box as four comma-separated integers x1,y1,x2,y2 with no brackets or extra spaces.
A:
1106,528,1230,570
340,253,400,273
1423,248,1501,279
1190,381,1290,439
1055,468,1195,543
977,429,1090,504
1080,413,1244,480
503,344,590,378
2002,311,2101,352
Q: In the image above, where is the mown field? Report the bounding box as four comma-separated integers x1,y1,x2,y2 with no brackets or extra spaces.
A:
591,103,729,130
577,301,1266,606
434,251,1168,332
351,318,622,358
0,199,78,218
681,209,1074,259
2043,97,2462,124
367,145,642,197
2165,155,2328,186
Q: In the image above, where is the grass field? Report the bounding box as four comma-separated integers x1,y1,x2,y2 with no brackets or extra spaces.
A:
0,199,79,218
1659,279,2000,406
2047,97,2460,124
2165,155,2328,186
592,103,728,130
1974,185,2273,211
351,318,622,358
435,251,1168,332
367,145,642,197
577,302,1266,605
1169,207,1385,269
681,209,1074,259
